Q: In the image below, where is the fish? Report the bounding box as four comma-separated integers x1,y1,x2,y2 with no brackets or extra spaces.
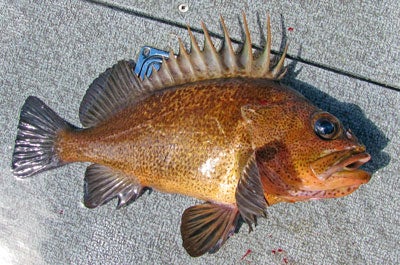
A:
11,13,371,257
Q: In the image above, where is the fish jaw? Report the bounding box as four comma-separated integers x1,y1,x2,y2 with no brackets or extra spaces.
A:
259,146,371,205
269,183,369,203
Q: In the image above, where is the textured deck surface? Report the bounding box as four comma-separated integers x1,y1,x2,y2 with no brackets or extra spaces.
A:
1,1,399,264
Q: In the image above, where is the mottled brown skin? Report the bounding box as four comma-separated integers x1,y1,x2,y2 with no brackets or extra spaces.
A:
56,77,370,205
57,78,293,203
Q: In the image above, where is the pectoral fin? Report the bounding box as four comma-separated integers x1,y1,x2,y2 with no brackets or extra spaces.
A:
180,203,239,257
84,164,146,209
235,153,268,230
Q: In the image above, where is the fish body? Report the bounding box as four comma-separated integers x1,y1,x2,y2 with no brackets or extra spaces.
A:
58,78,302,204
11,14,371,257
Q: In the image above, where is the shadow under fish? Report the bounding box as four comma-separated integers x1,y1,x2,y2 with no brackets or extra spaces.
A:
11,13,376,257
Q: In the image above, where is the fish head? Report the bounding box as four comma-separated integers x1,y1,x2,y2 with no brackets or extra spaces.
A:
242,97,371,205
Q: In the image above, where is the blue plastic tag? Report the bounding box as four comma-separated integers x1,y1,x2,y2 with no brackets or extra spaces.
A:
134,46,171,79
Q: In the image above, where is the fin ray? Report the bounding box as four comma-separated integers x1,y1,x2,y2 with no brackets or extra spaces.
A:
219,15,238,72
239,12,253,72
79,61,147,128
254,14,272,75
12,96,76,178
201,21,223,76
181,203,239,257
84,164,146,209
236,153,268,230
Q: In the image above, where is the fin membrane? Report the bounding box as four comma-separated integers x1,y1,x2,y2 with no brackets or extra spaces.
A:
84,164,145,209
181,203,239,257
79,60,150,128
12,96,76,178
235,154,268,230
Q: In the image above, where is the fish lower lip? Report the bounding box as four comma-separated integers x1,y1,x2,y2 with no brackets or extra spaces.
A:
331,168,371,180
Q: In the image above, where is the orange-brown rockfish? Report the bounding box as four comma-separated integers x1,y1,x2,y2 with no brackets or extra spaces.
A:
12,14,371,257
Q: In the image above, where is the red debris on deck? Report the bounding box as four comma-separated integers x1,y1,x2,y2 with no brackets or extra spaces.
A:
241,249,252,260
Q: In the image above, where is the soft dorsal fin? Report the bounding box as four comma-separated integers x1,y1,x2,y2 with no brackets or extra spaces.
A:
79,61,151,127
79,13,287,128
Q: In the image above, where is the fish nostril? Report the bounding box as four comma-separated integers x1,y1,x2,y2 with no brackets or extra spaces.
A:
346,129,353,140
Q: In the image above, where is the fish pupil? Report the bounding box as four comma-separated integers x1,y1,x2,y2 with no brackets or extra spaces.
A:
315,119,335,137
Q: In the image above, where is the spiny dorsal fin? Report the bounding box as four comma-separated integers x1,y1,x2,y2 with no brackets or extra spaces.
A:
145,12,288,91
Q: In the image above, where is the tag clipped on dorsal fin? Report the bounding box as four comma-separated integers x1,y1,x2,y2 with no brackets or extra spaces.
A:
235,153,268,231
181,203,240,257
79,61,150,128
84,164,146,209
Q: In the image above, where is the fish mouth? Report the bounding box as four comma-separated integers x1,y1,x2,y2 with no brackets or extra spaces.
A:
311,148,371,187
261,147,371,203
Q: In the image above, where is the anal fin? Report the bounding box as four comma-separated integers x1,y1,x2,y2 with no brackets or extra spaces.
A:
84,164,146,209
181,203,239,257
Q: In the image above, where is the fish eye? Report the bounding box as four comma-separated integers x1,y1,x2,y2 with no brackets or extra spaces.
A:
311,112,341,140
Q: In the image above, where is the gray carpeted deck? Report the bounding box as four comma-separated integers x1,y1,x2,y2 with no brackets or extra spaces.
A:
1,1,399,264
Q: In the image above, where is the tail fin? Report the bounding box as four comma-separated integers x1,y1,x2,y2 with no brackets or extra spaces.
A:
12,96,76,178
